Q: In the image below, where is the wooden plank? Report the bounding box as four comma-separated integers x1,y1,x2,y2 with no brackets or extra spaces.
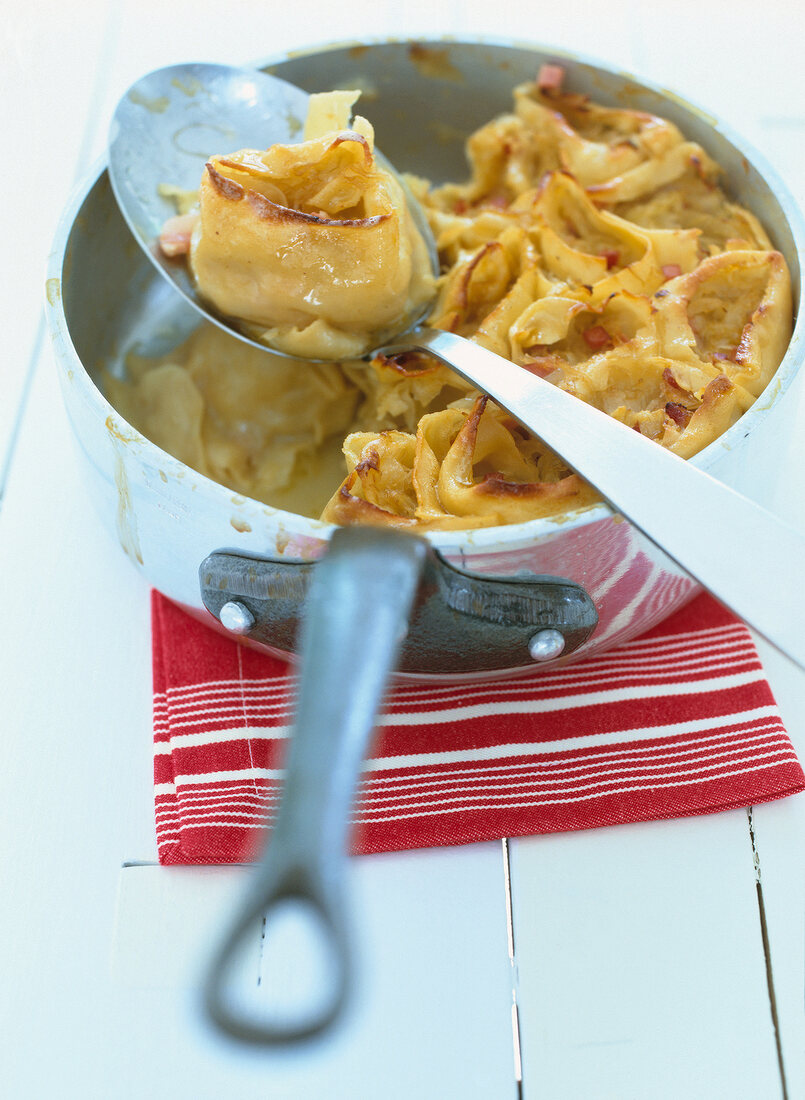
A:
509,813,783,1099
0,1,111,481
2,850,517,1098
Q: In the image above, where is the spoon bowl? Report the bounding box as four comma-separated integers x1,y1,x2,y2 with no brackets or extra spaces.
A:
108,62,437,357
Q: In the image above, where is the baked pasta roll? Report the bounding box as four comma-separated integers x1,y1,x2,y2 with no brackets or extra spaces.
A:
322,396,596,529
651,249,792,396
185,91,435,359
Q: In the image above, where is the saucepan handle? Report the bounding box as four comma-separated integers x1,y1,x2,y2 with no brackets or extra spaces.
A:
203,527,427,1045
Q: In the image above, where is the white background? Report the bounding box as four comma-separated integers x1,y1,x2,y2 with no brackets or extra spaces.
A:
2,2,805,1096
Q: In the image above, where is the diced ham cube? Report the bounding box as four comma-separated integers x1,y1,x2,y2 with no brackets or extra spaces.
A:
582,325,611,351
662,367,683,391
665,402,693,428
158,213,198,258
537,64,565,93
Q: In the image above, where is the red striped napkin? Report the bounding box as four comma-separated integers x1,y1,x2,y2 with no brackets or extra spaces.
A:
152,591,804,865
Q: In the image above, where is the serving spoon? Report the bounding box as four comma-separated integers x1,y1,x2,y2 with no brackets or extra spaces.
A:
109,62,804,1044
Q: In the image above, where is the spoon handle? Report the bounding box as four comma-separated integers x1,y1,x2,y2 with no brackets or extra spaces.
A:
402,327,802,670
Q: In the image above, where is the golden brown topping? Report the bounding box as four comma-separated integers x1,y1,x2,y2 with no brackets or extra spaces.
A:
204,163,245,201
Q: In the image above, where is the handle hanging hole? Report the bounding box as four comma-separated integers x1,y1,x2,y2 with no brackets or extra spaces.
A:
205,891,348,1045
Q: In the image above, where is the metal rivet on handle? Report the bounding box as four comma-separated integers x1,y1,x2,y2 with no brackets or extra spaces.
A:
528,628,565,662
220,600,254,635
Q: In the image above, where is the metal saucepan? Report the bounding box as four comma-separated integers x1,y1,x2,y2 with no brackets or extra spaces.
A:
46,38,804,1043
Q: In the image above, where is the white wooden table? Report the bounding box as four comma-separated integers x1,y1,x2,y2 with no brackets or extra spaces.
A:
3,3,805,1096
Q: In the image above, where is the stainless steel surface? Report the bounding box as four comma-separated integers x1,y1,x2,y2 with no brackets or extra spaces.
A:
203,527,426,1044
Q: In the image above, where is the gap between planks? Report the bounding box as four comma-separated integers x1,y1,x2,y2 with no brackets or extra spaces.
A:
502,837,524,1100
748,806,789,1100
